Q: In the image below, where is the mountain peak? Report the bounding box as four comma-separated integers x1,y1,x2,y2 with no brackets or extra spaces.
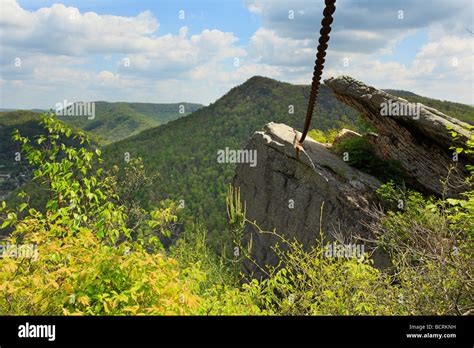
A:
218,75,290,106
244,75,280,84
241,75,290,89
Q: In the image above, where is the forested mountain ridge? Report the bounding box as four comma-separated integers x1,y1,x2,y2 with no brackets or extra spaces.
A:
103,76,364,239
0,101,202,201
3,77,472,238
102,76,474,242
59,101,203,144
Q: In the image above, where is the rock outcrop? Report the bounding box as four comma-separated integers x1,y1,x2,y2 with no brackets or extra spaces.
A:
325,76,472,197
233,123,387,278
233,76,473,278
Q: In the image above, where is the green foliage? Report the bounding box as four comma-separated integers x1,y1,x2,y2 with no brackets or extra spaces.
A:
369,127,473,315
0,227,203,315
334,136,406,184
169,223,263,315
0,110,103,213
1,113,178,246
0,113,261,316
245,241,401,315
445,125,474,238
370,183,472,315
171,224,234,288
224,192,401,315
107,158,180,249
375,120,473,315
0,114,201,314
308,128,339,143
3,113,130,244
224,182,473,315
1,85,472,317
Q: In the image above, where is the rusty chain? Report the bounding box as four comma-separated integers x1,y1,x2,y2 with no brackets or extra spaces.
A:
296,0,336,151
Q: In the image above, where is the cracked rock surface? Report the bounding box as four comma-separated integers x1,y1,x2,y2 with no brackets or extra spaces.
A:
325,75,472,197
233,122,386,278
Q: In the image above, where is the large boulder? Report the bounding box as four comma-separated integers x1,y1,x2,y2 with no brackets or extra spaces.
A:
325,76,473,197
233,122,387,278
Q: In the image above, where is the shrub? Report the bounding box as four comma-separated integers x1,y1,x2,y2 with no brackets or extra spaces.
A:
366,181,473,315
0,114,199,315
308,128,339,143
334,136,405,184
170,222,264,315
227,180,472,315
226,189,405,315
244,238,403,315
365,126,473,315
0,113,262,316
0,226,202,315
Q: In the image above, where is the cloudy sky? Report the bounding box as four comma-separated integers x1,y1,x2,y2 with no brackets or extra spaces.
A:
0,0,472,109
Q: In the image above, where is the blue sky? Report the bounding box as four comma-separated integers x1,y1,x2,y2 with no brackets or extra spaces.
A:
1,0,472,108
377,29,429,66
17,0,262,44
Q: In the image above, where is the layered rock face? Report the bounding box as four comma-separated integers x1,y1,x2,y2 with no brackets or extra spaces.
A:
233,123,387,278
233,76,472,278
325,76,472,197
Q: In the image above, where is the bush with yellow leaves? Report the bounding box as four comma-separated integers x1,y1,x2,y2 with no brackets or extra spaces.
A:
0,114,204,315
0,113,264,316
0,226,203,315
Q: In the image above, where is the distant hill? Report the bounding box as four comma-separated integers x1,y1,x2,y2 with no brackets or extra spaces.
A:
0,101,202,201
58,101,203,144
383,89,420,97
0,110,48,171
0,108,47,113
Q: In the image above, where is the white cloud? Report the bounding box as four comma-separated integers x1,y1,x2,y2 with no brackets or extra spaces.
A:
0,0,248,108
0,0,472,109
245,0,473,104
0,0,159,55
412,35,473,77
249,28,313,66
322,34,473,104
